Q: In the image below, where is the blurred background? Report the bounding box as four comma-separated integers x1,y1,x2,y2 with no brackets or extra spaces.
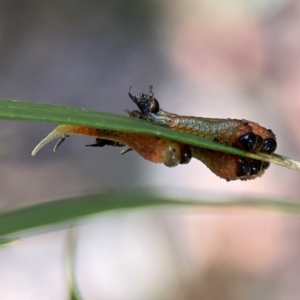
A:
0,0,300,299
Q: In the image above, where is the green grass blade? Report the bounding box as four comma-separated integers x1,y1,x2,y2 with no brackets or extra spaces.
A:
66,229,83,300
0,238,19,247
1,191,300,239
0,99,299,170
0,192,185,238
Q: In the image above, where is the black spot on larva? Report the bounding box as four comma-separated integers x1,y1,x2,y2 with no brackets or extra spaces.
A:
239,133,257,151
249,159,263,175
237,158,250,177
263,138,277,154
180,145,192,164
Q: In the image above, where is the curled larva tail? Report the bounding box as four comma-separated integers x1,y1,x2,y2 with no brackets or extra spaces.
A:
32,125,67,156
31,124,100,156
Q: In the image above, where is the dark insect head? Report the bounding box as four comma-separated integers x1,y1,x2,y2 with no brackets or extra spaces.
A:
128,91,159,117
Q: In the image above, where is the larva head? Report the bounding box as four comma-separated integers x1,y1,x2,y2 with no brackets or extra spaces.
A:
128,92,159,116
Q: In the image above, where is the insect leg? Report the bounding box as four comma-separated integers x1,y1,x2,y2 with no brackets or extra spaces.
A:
86,138,124,148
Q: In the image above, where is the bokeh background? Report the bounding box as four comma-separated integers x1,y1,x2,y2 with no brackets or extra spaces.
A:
1,0,300,299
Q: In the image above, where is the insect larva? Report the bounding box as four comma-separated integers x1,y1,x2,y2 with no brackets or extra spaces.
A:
31,123,268,181
128,85,277,154
127,85,277,180
31,85,277,181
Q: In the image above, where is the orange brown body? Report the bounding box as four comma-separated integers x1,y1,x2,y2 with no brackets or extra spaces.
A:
32,86,277,181
128,86,276,180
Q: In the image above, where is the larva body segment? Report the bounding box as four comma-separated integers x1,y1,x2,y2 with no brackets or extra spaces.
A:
192,147,266,181
128,88,277,154
32,125,191,167
146,111,253,146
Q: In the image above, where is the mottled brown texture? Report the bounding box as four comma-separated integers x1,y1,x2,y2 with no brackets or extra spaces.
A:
71,126,183,165
34,118,273,181
249,121,275,140
192,147,265,181
40,125,185,167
